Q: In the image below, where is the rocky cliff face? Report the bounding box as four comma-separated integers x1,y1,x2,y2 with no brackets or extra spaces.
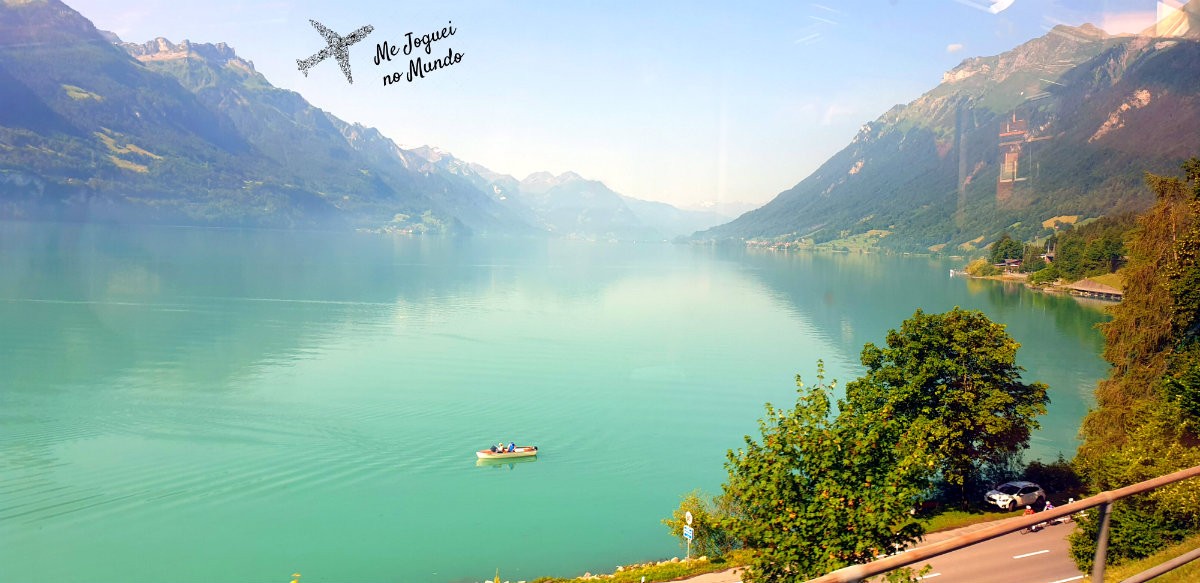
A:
124,38,247,66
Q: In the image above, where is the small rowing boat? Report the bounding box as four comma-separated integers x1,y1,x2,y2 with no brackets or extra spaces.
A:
476,445,538,459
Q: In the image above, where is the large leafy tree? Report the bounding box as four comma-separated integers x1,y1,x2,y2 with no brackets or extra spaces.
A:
724,365,935,582
844,307,1049,501
1071,159,1200,570
989,233,1024,264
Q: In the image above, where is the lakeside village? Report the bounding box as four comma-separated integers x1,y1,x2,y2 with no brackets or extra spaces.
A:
744,229,1127,303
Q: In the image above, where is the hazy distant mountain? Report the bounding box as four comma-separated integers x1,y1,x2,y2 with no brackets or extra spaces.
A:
0,0,532,234
698,6,1200,251
402,149,730,240
683,200,762,219
401,145,538,227
516,171,733,240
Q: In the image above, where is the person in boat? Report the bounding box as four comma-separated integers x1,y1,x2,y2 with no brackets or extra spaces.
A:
489,445,498,453
508,442,515,452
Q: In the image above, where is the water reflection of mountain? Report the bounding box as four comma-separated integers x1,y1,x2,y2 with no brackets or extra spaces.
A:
0,224,659,394
714,248,1111,458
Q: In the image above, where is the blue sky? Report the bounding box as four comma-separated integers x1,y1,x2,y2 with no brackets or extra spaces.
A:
67,0,1166,209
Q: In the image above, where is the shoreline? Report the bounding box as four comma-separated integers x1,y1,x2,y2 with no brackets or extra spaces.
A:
952,271,1123,304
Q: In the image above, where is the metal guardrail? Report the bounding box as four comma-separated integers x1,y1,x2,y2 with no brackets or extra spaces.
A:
805,464,1200,583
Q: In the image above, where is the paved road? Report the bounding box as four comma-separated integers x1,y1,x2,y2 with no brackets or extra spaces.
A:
680,518,1084,583
910,520,1083,583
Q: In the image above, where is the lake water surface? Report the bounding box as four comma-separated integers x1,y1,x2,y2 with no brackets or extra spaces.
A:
0,224,1110,583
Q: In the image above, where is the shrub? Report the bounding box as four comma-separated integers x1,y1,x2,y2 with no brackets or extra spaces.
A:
965,258,1000,276
1028,265,1059,285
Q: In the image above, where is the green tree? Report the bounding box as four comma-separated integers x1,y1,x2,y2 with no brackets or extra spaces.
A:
662,490,742,559
844,308,1049,503
1055,236,1087,281
1078,162,1199,468
1028,264,1059,285
724,364,935,582
1072,159,1200,570
990,233,1023,264
1083,235,1123,274
1020,244,1047,273
965,257,999,277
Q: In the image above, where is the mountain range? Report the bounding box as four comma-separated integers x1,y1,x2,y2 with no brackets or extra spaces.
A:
3,0,1200,250
0,0,728,240
698,2,1200,251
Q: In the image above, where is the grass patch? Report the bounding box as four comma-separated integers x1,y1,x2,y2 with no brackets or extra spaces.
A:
958,235,986,252
1086,272,1124,292
1102,531,1200,582
531,551,750,583
1042,215,1079,229
922,508,1022,533
62,84,102,101
108,155,149,173
95,131,162,159
817,230,891,252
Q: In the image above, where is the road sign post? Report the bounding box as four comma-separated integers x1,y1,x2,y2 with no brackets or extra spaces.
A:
683,511,694,559
682,525,694,559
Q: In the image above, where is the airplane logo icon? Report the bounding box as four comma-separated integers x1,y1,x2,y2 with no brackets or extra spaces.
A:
296,20,374,84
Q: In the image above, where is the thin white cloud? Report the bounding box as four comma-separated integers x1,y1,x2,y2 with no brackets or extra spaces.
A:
822,104,855,126
947,43,965,53
952,0,1016,15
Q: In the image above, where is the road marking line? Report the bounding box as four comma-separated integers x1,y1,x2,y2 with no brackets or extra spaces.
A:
1046,576,1084,583
1013,549,1050,559
918,574,941,579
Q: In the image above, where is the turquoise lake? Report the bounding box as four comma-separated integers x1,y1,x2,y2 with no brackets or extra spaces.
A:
0,223,1110,583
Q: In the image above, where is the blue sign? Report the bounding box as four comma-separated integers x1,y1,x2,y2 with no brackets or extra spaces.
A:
682,525,694,541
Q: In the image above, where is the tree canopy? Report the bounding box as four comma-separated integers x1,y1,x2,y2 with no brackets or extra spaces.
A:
1071,158,1200,570
719,310,1049,581
989,233,1024,264
845,307,1049,499
724,364,935,582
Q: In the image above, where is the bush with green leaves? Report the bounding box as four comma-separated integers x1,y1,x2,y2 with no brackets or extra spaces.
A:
662,490,742,559
965,258,1000,277
724,363,936,582
1027,265,1059,285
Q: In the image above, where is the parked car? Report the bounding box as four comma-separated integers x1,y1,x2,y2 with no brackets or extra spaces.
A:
985,480,1045,511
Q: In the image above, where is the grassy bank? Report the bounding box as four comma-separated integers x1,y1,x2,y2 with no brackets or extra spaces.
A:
530,551,752,583
1101,532,1200,582
527,509,1023,583
920,508,1022,532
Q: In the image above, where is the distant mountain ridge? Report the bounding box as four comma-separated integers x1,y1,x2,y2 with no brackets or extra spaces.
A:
403,149,732,240
0,0,719,239
699,5,1200,251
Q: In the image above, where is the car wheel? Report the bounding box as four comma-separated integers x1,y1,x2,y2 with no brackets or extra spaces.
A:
1036,495,1045,509
1006,500,1016,511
